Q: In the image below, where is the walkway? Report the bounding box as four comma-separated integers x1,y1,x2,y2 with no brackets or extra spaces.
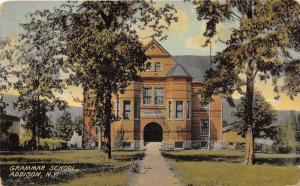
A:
129,142,181,186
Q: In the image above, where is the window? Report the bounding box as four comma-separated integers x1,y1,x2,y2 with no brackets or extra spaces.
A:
175,141,183,148
123,101,131,120
187,101,191,119
155,88,164,105
116,99,120,118
168,101,172,119
134,99,140,119
200,103,210,111
155,62,161,71
200,119,209,136
143,88,152,105
176,101,183,119
145,62,152,71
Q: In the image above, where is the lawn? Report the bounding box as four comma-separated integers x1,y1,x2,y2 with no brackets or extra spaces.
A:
0,149,144,164
52,172,128,186
0,149,144,186
162,150,300,165
164,150,244,157
170,161,300,186
163,150,300,186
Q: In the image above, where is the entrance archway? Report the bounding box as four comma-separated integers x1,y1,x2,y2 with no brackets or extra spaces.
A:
144,122,163,143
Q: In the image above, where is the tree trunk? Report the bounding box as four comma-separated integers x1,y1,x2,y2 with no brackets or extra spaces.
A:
32,124,37,151
98,126,102,150
104,93,112,159
244,66,255,165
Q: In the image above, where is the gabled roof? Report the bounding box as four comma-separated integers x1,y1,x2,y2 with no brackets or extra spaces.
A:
167,63,191,78
145,39,170,56
172,55,213,81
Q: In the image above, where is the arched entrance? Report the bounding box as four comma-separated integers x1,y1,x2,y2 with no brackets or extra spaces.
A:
144,122,163,143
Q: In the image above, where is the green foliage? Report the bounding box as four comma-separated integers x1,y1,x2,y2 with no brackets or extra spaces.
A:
0,115,13,134
44,1,177,157
193,0,300,164
232,91,277,139
1,7,68,149
275,111,300,152
55,111,74,141
39,138,66,150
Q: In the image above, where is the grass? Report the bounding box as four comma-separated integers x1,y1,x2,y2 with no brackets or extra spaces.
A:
162,150,300,165
0,150,144,186
0,149,144,164
170,160,300,186
164,150,244,157
52,172,128,186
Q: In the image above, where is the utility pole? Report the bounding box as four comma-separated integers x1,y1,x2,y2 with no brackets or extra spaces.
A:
208,40,212,150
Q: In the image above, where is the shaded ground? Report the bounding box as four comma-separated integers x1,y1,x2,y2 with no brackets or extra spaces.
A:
163,150,300,186
162,150,300,165
129,142,181,186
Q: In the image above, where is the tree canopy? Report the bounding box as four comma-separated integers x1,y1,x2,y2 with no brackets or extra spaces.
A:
232,91,277,139
193,0,300,164
3,1,177,157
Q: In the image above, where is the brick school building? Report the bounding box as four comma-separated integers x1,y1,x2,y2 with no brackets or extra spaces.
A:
83,39,223,150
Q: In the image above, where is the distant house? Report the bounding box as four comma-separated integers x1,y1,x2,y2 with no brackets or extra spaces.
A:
0,114,21,150
68,131,82,148
222,126,246,150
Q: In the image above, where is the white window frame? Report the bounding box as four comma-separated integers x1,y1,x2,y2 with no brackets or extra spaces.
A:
168,100,172,120
134,98,140,120
200,119,209,136
145,62,152,71
187,100,191,120
155,87,164,105
155,62,162,71
123,100,131,120
143,87,152,105
175,100,184,120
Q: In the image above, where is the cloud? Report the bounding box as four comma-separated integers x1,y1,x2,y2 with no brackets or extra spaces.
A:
166,9,190,34
186,22,231,50
137,3,190,39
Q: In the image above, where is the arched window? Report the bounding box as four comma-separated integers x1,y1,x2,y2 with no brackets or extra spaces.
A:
155,62,161,71
146,62,152,71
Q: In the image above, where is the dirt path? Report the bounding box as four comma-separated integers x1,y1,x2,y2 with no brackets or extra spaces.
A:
128,142,181,186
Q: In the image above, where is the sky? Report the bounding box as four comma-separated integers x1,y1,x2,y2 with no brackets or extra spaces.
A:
0,0,299,111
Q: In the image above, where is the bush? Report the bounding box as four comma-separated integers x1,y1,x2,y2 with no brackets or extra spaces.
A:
273,145,292,154
39,138,67,150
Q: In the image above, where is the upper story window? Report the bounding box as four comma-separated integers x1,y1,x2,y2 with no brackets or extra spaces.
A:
200,119,209,136
134,99,140,120
116,97,120,118
187,101,191,119
155,62,161,71
168,101,172,119
123,100,131,120
143,88,152,105
200,103,210,111
155,88,164,105
176,101,183,119
145,62,152,71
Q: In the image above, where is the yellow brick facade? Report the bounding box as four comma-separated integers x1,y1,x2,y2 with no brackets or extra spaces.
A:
83,40,223,149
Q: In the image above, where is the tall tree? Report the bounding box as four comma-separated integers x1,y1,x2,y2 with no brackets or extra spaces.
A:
0,39,9,91
56,111,74,141
232,91,277,141
41,1,177,159
1,11,67,150
193,0,300,164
